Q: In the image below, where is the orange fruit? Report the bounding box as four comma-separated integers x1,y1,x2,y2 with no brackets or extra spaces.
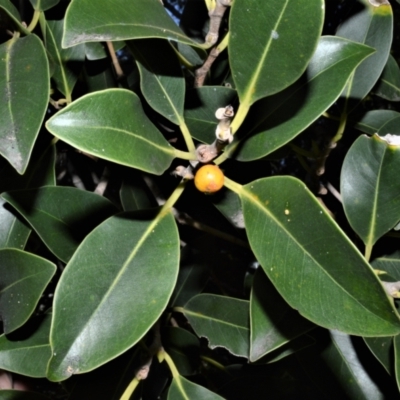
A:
194,165,224,194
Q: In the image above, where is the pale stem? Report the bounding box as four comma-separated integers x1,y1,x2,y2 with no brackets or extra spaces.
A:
27,10,41,32
119,377,140,400
230,102,250,135
179,121,196,153
365,243,373,262
223,176,243,194
161,350,180,379
174,148,197,161
160,180,187,213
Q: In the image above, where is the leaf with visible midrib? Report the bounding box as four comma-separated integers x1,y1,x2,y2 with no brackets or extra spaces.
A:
182,294,249,358
341,134,400,249
229,0,323,106
46,89,176,175
238,176,400,336
47,209,180,381
63,0,200,48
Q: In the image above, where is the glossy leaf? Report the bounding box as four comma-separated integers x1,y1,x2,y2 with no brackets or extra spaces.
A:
0,249,56,334
372,251,400,280
0,144,55,250
0,0,29,34
46,89,176,175
250,268,314,362
298,330,386,399
84,41,125,61
377,116,400,135
2,186,117,263
184,86,237,144
355,110,400,134
45,19,85,99
0,314,52,377
168,375,224,400
374,54,400,101
260,334,315,364
341,134,400,248
182,294,249,358
337,0,393,106
29,0,60,11
47,209,179,381
364,336,393,375
128,39,185,125
0,34,50,174
228,36,375,161
162,327,200,376
63,0,199,48
229,0,323,106
237,176,400,335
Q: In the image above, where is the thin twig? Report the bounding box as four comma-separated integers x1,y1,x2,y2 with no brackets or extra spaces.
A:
106,41,124,79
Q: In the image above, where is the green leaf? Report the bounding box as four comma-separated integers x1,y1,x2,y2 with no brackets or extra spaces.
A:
29,0,60,11
47,209,179,381
374,54,400,101
62,0,199,48
394,335,400,390
364,336,393,375
162,327,200,376
45,19,85,99
128,39,185,126
2,186,117,263
0,249,55,334
372,251,400,280
182,294,249,358
84,41,125,61
212,189,244,229
250,268,314,362
229,0,323,106
337,0,393,107
298,330,387,399
0,314,52,378
0,34,50,174
120,170,157,212
168,375,224,400
0,144,56,250
184,87,237,144
0,0,30,34
228,36,375,161
354,110,400,134
46,89,176,175
377,115,400,135
237,176,400,335
341,134,400,249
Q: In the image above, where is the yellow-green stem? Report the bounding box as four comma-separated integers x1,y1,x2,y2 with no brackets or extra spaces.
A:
201,355,227,371
331,110,348,144
289,143,315,158
160,180,187,213
179,121,196,153
120,377,140,400
365,243,373,262
230,102,250,135
162,350,180,379
216,31,229,52
27,10,41,32
174,148,196,161
223,176,243,194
